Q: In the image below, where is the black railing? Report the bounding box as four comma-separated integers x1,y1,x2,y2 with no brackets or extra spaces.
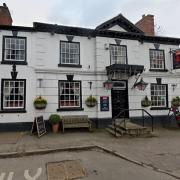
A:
112,108,154,136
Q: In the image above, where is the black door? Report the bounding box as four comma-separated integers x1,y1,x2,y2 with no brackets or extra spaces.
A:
111,82,129,118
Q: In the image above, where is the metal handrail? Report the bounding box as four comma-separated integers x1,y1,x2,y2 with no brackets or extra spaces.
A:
112,108,154,136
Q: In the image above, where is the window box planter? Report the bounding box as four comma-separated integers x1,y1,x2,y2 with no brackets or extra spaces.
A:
34,96,47,110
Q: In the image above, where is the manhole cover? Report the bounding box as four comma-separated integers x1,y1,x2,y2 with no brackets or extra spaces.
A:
47,160,86,180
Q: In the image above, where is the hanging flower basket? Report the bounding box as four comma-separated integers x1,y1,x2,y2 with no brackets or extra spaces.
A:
85,95,97,107
34,96,47,110
141,96,151,107
171,96,180,107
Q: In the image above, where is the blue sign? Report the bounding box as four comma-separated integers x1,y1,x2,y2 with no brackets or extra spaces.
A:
100,96,109,111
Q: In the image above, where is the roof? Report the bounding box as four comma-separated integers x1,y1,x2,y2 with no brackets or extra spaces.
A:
0,14,179,45
96,14,144,34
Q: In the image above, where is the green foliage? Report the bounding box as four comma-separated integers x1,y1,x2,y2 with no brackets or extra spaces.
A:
141,96,151,107
49,114,61,124
34,96,47,105
171,96,180,107
85,95,97,107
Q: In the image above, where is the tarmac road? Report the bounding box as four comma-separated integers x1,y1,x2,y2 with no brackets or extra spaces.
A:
0,149,176,180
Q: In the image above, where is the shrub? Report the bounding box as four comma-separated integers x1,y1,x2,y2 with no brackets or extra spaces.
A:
49,114,61,124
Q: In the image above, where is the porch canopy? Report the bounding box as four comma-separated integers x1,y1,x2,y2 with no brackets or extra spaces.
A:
106,64,144,79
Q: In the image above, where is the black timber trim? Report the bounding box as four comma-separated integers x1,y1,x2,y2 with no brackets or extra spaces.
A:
1,79,26,112
58,80,83,111
57,108,84,111
58,64,82,68
2,36,27,65
149,69,168,72
106,64,144,76
0,23,179,45
150,107,170,110
95,14,144,34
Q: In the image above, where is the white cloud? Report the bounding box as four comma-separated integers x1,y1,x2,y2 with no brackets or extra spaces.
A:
2,0,180,37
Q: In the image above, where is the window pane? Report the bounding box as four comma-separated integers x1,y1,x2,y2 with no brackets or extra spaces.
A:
60,42,80,65
4,37,26,61
59,81,81,108
150,49,164,69
151,84,167,107
110,45,127,65
3,80,25,109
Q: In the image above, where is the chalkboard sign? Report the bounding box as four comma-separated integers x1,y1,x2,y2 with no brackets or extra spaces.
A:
31,116,46,138
100,96,109,111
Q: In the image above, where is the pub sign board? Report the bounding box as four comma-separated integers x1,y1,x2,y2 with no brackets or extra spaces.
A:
100,96,109,111
173,51,180,69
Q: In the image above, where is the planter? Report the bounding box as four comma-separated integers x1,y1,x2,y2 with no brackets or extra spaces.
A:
34,96,47,110
85,101,97,107
85,95,97,108
52,123,59,133
34,103,47,110
141,96,151,107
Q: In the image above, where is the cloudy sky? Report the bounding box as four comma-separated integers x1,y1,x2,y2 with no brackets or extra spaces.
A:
3,0,180,37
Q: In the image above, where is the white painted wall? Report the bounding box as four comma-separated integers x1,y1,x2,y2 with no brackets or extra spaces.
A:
0,29,179,124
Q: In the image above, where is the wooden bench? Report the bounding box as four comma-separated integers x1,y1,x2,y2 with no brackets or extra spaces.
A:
61,115,91,133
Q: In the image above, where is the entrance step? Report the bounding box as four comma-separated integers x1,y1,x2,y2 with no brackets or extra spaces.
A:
118,122,151,136
105,128,122,137
106,121,151,137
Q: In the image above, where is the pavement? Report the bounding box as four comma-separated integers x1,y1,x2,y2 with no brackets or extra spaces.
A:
0,128,180,179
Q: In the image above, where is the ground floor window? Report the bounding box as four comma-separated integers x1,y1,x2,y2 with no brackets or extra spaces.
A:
151,84,167,107
1,79,26,110
59,81,81,109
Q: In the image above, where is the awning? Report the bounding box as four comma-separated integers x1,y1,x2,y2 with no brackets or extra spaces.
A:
106,64,144,79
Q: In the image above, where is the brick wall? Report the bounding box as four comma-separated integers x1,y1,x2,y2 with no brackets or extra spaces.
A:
135,14,154,36
0,3,12,25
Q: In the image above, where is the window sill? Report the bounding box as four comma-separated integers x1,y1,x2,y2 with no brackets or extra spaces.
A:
149,69,168,72
150,107,170,110
0,109,27,113
1,61,27,65
57,108,84,111
58,64,82,68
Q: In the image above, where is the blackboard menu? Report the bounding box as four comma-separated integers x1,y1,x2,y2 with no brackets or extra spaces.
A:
31,116,46,138
100,96,109,111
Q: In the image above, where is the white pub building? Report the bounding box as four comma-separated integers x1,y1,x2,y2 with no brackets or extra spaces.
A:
0,3,180,131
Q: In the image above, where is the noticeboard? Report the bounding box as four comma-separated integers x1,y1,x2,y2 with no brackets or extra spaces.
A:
100,96,109,111
31,116,46,138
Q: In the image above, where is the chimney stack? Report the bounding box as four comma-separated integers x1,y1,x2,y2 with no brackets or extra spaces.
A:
0,3,12,25
135,14,154,36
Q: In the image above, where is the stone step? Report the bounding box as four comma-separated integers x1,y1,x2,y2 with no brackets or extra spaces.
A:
118,121,147,130
108,125,126,135
105,128,122,137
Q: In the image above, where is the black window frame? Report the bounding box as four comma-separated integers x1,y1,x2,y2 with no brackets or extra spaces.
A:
150,83,168,110
149,49,167,72
58,41,82,68
2,36,27,65
109,44,128,65
1,79,26,113
57,80,83,111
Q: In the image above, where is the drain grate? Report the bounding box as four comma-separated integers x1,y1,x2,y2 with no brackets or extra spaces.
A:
47,160,86,180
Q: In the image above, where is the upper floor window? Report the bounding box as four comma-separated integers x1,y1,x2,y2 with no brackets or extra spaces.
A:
151,84,167,108
110,45,127,65
1,79,26,112
2,36,27,65
59,41,81,67
150,49,165,70
58,80,82,111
